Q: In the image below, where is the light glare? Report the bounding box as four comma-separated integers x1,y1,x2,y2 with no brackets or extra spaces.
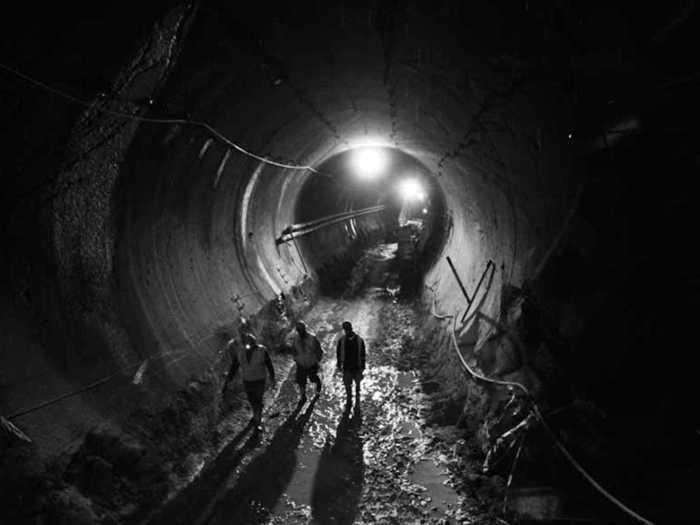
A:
350,147,387,178
398,179,425,201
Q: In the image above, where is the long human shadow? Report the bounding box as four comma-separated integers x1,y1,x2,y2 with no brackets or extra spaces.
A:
310,403,364,524
205,396,319,525
144,422,259,525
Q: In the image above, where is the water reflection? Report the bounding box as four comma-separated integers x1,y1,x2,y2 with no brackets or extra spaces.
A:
311,403,364,524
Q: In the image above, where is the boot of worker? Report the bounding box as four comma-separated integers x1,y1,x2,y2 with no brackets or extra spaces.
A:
251,407,263,431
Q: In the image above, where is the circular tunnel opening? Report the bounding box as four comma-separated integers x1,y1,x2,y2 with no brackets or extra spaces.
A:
292,146,448,297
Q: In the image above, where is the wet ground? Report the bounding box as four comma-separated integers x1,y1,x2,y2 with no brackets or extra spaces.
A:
135,239,691,525
150,243,500,525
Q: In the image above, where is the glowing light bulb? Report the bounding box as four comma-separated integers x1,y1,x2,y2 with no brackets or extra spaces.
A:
398,179,424,201
350,147,387,178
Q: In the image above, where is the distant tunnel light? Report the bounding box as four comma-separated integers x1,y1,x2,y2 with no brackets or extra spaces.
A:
398,178,426,201
350,147,387,179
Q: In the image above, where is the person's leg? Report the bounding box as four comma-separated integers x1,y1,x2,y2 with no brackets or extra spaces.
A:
295,364,308,400
251,395,263,425
309,364,322,394
244,380,264,424
342,370,353,405
354,372,361,402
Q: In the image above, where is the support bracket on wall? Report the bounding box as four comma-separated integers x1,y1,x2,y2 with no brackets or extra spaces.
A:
445,257,496,323
276,204,386,244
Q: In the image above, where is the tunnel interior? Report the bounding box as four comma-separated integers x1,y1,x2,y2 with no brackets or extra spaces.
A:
1,1,699,524
104,0,572,392
294,146,448,295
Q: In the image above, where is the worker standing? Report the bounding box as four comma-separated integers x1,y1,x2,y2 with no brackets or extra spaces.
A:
336,321,366,408
222,332,276,430
287,321,323,401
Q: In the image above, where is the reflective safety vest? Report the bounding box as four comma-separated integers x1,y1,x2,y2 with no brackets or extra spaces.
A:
236,344,268,382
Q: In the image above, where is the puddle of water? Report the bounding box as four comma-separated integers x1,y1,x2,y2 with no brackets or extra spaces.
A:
391,370,462,519
270,361,361,518
409,458,461,516
276,451,322,509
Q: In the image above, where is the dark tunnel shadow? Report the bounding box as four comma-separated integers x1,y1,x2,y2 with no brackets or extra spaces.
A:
204,396,319,524
310,403,364,525
315,228,385,297
144,422,258,525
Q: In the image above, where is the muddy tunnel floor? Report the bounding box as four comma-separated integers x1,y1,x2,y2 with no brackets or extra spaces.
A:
147,243,505,525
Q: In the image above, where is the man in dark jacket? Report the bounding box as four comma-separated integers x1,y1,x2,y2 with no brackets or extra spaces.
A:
336,321,366,407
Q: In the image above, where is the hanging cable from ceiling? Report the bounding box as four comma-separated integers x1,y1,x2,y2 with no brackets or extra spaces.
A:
0,61,322,173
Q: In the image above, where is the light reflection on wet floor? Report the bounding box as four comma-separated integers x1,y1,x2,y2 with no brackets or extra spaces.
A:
201,243,462,524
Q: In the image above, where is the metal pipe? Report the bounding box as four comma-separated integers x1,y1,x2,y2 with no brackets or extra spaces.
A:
276,205,387,244
286,204,386,233
461,260,495,322
446,256,471,304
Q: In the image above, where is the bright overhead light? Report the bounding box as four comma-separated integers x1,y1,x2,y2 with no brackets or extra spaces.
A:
422,208,428,214
350,147,387,179
398,178,425,201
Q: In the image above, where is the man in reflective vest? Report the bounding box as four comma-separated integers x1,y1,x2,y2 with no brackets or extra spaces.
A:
222,332,276,430
336,321,366,407
287,320,323,401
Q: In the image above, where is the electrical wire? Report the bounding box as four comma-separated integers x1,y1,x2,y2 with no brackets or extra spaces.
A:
429,268,657,525
502,431,527,514
5,350,191,421
450,312,656,524
291,235,309,276
0,62,321,173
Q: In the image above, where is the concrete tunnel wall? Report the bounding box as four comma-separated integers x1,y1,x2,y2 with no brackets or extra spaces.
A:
292,148,441,278
1,2,578,458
